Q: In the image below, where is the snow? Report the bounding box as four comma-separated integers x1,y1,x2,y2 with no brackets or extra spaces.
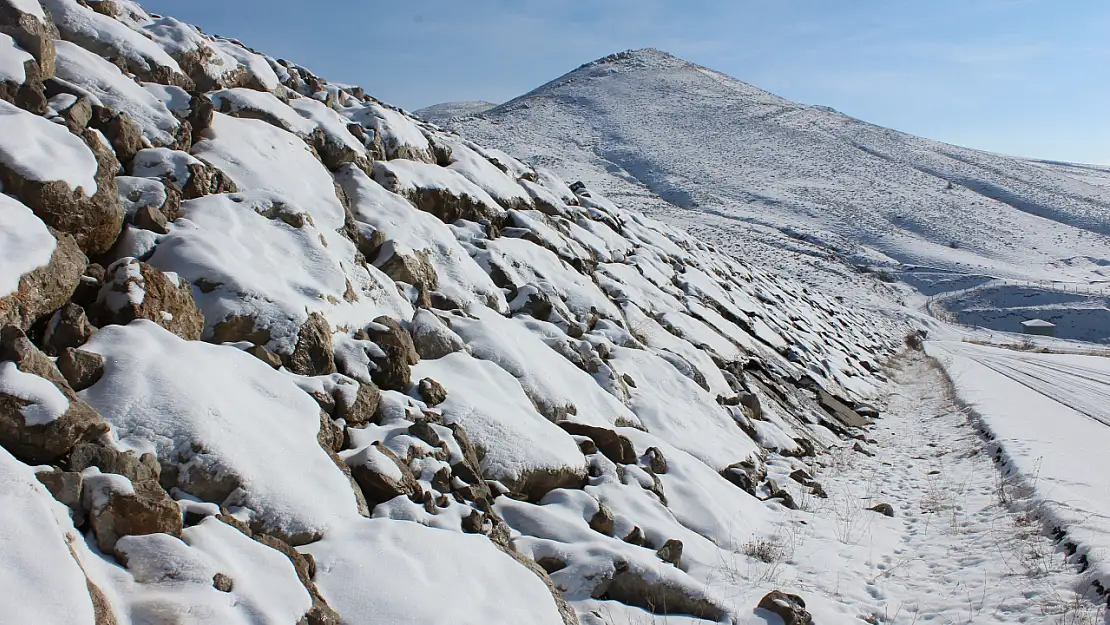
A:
414,100,497,124
929,340,1110,590
213,38,280,92
0,99,98,196
373,158,505,218
80,322,364,539
0,32,31,83
130,147,201,190
411,351,587,488
6,0,45,20
446,306,640,427
348,102,430,157
210,88,316,135
192,113,345,230
304,518,566,625
288,97,366,156
335,165,506,311
0,447,96,625
41,0,183,75
0,361,70,425
608,346,758,470
143,83,192,116
148,190,411,353
0,193,56,296
53,40,181,146
438,134,532,207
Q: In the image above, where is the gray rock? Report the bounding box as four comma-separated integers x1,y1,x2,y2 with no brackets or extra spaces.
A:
93,258,205,341
757,590,812,625
42,303,94,356
0,228,86,331
286,313,336,376
417,377,447,407
409,309,466,360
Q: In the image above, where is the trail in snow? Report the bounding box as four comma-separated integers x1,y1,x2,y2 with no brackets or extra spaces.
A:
760,353,1105,625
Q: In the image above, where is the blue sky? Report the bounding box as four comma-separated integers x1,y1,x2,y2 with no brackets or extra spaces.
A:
143,1,1109,164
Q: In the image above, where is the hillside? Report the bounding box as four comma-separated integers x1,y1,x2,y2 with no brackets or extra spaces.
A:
0,3,925,624
416,100,497,124
443,49,1110,327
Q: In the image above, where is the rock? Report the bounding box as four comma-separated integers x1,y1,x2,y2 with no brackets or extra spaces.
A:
246,344,283,369
409,309,466,360
739,392,762,419
35,469,84,524
69,441,161,484
42,303,94,356
417,377,447,407
595,564,726,622
721,459,765,496
0,227,86,331
556,422,635,465
0,124,124,255
56,347,104,392
90,482,184,555
132,203,169,235
93,259,204,341
0,53,47,114
757,590,812,625
0,326,109,464
335,380,380,426
315,413,343,453
286,313,336,376
346,442,422,507
656,539,683,567
0,1,58,80
868,503,895,517
57,93,92,132
364,316,417,391
96,110,143,165
818,388,870,428
186,93,215,137
622,526,645,547
589,504,614,536
789,468,815,487
180,160,237,199
212,572,234,593
377,244,438,293
643,447,667,474
853,441,875,457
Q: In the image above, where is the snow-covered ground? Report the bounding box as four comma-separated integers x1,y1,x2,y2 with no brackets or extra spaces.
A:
931,340,1110,604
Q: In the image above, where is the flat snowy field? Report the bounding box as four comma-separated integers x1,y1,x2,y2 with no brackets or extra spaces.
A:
930,340,1110,603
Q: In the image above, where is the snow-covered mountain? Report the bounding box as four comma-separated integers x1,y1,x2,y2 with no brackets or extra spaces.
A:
443,49,1110,335
416,100,497,124
0,3,927,624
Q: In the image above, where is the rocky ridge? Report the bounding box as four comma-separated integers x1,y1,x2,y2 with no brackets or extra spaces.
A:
0,2,902,623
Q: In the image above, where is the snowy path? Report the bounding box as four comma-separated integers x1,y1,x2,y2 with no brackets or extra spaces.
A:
759,352,1105,624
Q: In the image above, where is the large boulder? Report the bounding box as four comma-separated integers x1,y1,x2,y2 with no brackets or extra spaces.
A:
286,312,336,376
0,0,58,80
363,316,418,391
0,197,86,331
93,258,204,341
0,326,108,464
0,34,47,114
409,309,467,360
757,590,812,625
0,102,124,255
87,478,183,555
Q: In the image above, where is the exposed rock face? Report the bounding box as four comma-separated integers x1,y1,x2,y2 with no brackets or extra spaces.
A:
336,381,380,426
364,316,418,391
90,481,184,555
557,422,635,465
0,326,108,464
286,312,336,376
56,347,105,392
0,1,58,80
0,125,125,255
42,303,94,355
417,377,446,407
93,258,205,340
0,228,86,331
757,590,813,625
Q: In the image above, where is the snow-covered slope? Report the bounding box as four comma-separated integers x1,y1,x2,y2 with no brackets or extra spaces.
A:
416,100,497,124
445,49,1110,293
0,4,916,624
